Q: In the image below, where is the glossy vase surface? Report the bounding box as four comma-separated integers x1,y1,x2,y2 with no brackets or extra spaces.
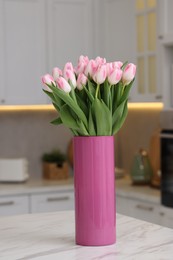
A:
73,136,116,246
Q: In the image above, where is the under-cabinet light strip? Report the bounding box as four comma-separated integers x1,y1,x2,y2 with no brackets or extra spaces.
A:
0,103,163,112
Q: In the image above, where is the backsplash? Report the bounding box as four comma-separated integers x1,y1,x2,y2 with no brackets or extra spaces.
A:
0,110,72,178
117,107,162,174
0,107,162,179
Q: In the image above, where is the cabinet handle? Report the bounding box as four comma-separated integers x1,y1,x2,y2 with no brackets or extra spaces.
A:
47,196,70,202
159,212,165,216
136,204,153,211
158,35,163,40
155,95,162,100
1,99,5,104
0,201,14,206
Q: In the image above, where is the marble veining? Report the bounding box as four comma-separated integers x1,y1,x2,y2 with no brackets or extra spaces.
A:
0,211,173,260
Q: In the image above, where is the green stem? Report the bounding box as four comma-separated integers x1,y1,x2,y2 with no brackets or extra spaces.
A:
95,84,100,98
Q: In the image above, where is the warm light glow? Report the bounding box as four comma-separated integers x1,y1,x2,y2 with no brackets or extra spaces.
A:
0,103,163,112
128,102,163,110
0,104,54,112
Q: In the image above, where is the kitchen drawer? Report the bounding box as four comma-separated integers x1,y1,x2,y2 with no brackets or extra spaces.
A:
0,195,29,217
117,195,161,225
30,191,74,213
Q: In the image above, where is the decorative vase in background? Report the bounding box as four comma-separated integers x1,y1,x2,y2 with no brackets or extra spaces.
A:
73,136,115,246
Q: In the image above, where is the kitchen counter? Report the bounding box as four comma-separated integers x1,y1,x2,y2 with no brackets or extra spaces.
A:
0,178,74,196
0,176,160,204
0,210,173,260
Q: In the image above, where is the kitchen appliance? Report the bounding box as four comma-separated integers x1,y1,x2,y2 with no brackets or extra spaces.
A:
130,149,153,185
0,158,29,182
160,110,173,208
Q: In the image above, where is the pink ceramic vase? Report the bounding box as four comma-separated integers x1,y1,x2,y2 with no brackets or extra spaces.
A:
73,136,116,246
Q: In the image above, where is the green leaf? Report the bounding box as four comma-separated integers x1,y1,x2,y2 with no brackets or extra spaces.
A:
87,79,96,97
50,117,62,125
102,79,110,107
59,104,80,130
119,79,135,104
47,84,88,128
92,99,112,136
112,100,128,134
112,100,126,126
83,85,94,103
77,120,89,136
43,89,56,103
112,82,122,114
88,108,96,135
121,61,128,70
75,92,88,118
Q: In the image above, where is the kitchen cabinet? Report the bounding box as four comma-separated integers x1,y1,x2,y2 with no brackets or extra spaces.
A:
156,0,173,108
0,195,29,216
134,0,162,102
30,191,74,213
99,0,163,102
46,0,94,70
0,0,48,105
116,195,162,225
0,0,94,105
97,0,137,101
157,0,173,45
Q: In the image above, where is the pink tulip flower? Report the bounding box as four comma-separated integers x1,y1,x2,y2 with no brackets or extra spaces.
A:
112,61,123,69
63,62,74,72
77,73,88,90
56,77,71,93
108,68,123,85
52,67,62,81
95,56,106,67
41,74,55,91
122,63,136,86
84,59,97,77
63,69,77,88
93,64,107,84
75,55,89,75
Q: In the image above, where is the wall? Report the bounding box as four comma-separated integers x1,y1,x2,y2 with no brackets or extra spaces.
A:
0,110,72,178
0,107,162,179
116,107,162,173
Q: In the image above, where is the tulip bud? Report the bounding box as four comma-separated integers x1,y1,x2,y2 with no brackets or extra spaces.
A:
108,68,123,85
56,77,71,93
75,55,89,75
84,59,97,77
93,64,107,84
63,70,77,88
52,67,62,81
63,62,74,72
122,63,136,86
95,56,106,67
112,61,123,69
41,74,55,91
77,73,88,90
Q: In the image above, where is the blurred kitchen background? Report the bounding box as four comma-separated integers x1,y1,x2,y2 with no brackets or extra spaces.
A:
1,0,173,227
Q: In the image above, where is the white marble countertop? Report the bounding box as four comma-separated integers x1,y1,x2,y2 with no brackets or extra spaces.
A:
0,210,173,260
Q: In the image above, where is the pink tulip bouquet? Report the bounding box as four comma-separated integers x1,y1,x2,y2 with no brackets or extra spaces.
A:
41,55,136,136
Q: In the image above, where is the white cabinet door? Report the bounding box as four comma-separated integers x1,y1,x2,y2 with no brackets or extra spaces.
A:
0,195,29,216
98,0,137,101
30,191,74,213
47,0,94,70
0,0,47,105
157,0,173,45
117,195,161,225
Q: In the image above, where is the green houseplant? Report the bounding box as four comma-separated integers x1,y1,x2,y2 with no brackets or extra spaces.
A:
42,150,69,180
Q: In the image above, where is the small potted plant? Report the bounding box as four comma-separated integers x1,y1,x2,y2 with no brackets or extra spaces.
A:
42,149,69,180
